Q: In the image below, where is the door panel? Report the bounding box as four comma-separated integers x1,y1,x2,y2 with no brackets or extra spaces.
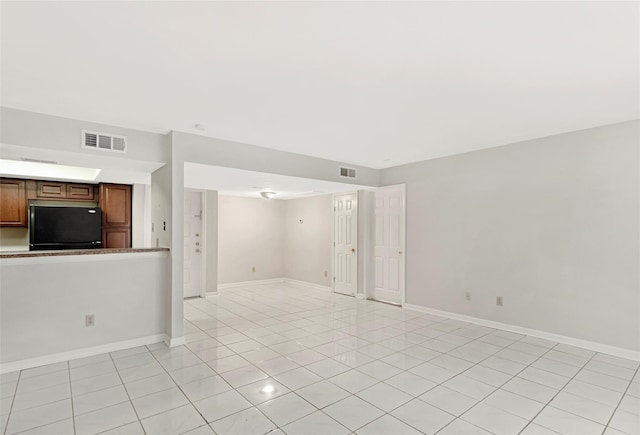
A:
67,184,95,200
99,184,132,248
373,187,405,305
334,193,357,296
102,228,130,249
100,184,131,227
0,179,27,227
36,181,65,199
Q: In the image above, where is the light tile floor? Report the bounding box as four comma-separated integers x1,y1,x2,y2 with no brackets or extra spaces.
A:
1,283,639,435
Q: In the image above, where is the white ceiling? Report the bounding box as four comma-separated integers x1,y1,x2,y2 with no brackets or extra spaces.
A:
2,2,638,169
184,163,371,200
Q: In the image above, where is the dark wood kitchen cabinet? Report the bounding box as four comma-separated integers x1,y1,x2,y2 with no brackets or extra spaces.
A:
0,178,27,227
99,183,132,248
34,180,97,201
35,181,66,199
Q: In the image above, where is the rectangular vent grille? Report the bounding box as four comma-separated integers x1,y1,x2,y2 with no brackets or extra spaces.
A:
340,167,357,178
82,130,127,153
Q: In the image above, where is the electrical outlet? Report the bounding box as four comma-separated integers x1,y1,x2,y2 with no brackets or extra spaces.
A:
85,314,95,327
496,296,503,306
465,292,471,301
252,266,256,272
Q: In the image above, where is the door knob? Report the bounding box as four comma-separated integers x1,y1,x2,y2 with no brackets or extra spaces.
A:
399,251,403,255
351,248,355,253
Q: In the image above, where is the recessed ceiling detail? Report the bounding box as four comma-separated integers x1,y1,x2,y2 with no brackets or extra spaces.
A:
184,163,372,199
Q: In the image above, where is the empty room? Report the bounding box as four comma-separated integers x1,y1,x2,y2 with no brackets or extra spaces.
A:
0,1,638,435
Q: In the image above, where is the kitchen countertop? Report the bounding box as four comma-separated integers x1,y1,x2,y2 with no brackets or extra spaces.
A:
0,247,170,259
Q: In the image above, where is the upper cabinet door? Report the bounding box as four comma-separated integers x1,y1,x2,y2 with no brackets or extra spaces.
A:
67,183,96,201
0,178,27,227
36,181,66,198
99,183,131,227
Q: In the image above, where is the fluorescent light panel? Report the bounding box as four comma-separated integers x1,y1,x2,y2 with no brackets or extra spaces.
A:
0,159,101,181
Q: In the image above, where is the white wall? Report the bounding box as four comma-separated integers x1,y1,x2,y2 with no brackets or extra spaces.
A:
284,195,333,287
203,190,218,293
0,252,169,370
150,158,181,342
381,120,640,352
217,196,285,284
172,131,380,188
217,194,336,288
131,183,151,248
1,107,169,164
0,108,381,347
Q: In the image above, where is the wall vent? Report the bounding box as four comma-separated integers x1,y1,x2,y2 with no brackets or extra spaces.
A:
82,130,127,153
339,167,357,178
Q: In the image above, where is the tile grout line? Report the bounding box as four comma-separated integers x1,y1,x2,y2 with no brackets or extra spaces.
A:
1,370,21,435
186,297,353,434
67,361,76,435
515,342,599,434
4,286,638,435
185,288,640,434
104,348,147,434
601,364,640,435
180,305,301,432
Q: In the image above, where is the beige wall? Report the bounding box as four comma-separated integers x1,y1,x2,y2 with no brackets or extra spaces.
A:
284,195,333,287
217,196,285,284
0,228,28,251
217,194,335,288
381,120,640,351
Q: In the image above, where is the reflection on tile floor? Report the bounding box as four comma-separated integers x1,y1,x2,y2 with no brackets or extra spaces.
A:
1,283,639,434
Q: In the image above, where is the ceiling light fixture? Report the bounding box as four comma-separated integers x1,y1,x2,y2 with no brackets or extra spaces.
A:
260,191,276,200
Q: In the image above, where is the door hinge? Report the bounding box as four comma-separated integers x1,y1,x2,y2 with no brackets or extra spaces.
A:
333,277,336,281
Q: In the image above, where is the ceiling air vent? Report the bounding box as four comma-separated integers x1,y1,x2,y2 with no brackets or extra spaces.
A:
339,167,357,178
82,130,127,153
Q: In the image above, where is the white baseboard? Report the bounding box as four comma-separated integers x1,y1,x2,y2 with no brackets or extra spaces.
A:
217,278,332,293
218,278,285,290
404,304,640,362
284,279,332,292
0,334,166,374
164,335,186,348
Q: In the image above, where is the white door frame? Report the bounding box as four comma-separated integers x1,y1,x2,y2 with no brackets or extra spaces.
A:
332,192,358,296
364,184,406,306
184,189,206,298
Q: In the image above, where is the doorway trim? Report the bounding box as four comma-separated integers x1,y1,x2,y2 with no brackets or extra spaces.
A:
184,189,206,298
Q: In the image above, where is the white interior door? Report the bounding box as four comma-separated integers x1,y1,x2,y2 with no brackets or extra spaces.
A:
183,191,203,298
334,193,357,296
373,186,405,305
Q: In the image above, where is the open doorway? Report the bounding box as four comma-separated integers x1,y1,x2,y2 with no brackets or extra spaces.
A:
183,163,374,294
